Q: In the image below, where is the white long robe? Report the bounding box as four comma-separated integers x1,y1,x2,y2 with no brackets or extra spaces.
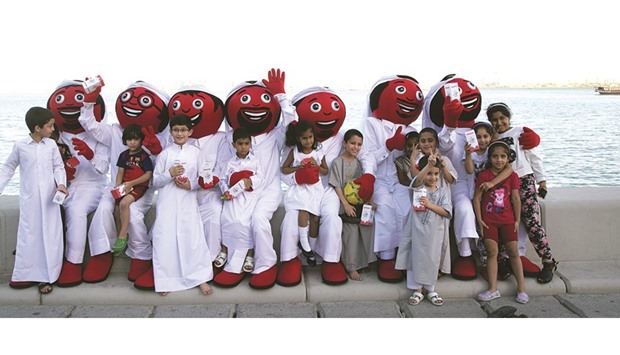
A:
0,137,66,282
150,143,213,292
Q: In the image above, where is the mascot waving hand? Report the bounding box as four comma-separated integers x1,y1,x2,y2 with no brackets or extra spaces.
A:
361,75,423,283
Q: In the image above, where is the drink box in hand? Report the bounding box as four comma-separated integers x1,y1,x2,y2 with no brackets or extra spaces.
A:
83,75,104,94
52,191,67,205
412,187,427,211
221,180,246,200
200,161,213,185
360,203,374,226
444,82,460,101
111,184,132,199
465,129,480,152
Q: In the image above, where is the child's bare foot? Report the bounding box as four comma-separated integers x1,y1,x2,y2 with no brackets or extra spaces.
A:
349,270,363,281
159,292,168,297
199,282,213,295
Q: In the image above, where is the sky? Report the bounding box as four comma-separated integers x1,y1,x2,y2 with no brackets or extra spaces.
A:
0,0,617,96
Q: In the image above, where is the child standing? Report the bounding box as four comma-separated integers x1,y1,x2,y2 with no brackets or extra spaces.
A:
149,114,213,296
487,102,557,283
396,155,452,306
329,129,376,281
281,120,328,266
216,127,263,280
395,131,419,187
0,107,68,294
473,141,528,304
111,124,154,256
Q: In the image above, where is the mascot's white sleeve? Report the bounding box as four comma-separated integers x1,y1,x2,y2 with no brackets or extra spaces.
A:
90,141,110,176
78,103,113,147
275,93,299,185
438,125,457,155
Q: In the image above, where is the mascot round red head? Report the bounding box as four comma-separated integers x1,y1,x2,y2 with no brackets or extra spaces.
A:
368,75,424,126
424,74,482,130
292,87,346,143
47,80,106,134
168,86,225,138
116,81,170,132
224,81,281,136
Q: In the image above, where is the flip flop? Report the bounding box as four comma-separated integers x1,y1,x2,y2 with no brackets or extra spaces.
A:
38,283,53,295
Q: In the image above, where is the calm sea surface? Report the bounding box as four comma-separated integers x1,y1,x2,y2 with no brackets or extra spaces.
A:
1,88,619,195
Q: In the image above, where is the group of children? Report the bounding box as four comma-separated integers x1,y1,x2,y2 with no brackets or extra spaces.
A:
1,97,554,304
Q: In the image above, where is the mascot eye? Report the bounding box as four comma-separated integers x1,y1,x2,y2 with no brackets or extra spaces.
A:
416,91,423,101
192,99,204,109
310,102,322,113
121,91,132,102
467,81,477,90
75,93,85,103
172,100,181,111
331,101,341,111
240,94,251,104
261,94,272,103
55,94,65,104
139,95,153,108
395,85,406,94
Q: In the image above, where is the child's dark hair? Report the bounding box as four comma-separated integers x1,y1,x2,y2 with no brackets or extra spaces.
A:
417,155,440,171
486,102,512,120
25,106,54,133
405,131,419,142
419,127,438,141
122,123,145,145
233,127,252,143
472,121,494,136
344,128,363,143
169,114,193,129
285,120,317,151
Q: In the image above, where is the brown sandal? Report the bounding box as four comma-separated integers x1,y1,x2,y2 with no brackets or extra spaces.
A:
38,282,53,294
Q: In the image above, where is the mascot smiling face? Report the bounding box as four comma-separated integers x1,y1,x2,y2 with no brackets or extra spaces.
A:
428,75,482,128
224,82,281,136
369,75,423,126
47,80,106,134
168,89,224,138
115,81,170,132
293,88,346,143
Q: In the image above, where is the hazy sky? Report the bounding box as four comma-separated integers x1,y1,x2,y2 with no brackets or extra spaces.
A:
1,0,616,95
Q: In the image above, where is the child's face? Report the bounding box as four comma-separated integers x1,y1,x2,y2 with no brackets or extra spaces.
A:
233,137,252,157
489,146,509,171
35,119,55,139
170,125,192,145
126,138,143,152
404,137,418,157
424,166,440,188
298,128,315,150
418,132,436,155
343,135,363,157
475,127,493,150
489,111,511,134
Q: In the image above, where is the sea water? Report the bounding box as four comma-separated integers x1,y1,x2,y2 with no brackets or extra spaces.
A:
1,88,619,195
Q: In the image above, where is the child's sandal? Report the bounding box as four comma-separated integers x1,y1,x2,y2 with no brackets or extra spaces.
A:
408,291,424,306
427,292,444,306
213,252,227,268
243,256,254,273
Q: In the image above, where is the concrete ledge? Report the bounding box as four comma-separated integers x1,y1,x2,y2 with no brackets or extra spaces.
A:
556,260,620,294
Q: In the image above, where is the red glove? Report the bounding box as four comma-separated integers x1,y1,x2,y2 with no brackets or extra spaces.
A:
354,173,375,201
199,175,220,189
230,170,254,191
442,98,463,128
64,163,76,181
71,137,94,160
294,165,320,185
83,84,102,104
385,126,405,151
519,126,540,150
261,68,286,95
141,126,162,155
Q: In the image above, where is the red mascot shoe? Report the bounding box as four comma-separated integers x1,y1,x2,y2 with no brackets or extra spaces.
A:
128,258,152,282
520,256,541,277
321,261,348,285
277,257,302,287
57,260,83,287
451,255,478,280
134,266,155,291
83,252,113,283
249,265,277,289
9,281,36,289
377,258,404,283
213,270,246,288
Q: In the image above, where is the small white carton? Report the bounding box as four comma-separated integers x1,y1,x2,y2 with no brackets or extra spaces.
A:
360,204,374,226
52,191,67,205
444,82,460,101
413,187,427,211
465,129,480,152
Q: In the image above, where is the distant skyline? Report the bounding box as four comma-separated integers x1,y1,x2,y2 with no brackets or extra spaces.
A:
1,1,617,95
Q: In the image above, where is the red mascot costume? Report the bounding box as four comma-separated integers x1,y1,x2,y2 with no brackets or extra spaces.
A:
361,75,423,283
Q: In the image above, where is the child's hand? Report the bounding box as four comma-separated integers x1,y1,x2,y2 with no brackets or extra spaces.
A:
419,196,432,209
477,219,489,236
479,181,494,192
174,176,190,190
344,204,357,217
464,142,472,154
410,144,420,160
514,221,520,233
436,154,446,168
57,184,69,196
428,152,437,166
169,164,184,178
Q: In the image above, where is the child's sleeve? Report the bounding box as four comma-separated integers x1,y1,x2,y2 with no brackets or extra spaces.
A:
437,188,453,219
328,158,342,189
524,148,546,183
151,150,171,188
52,142,67,187
143,154,154,172
249,158,264,190
0,144,19,193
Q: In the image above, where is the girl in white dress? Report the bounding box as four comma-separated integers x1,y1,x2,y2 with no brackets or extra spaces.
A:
281,120,328,265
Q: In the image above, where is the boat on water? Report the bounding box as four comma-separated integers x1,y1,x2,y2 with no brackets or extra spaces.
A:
595,86,620,95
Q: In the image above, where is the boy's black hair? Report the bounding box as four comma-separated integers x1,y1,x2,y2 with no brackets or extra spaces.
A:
233,126,252,143
285,120,318,151
419,127,438,141
344,128,363,142
169,114,193,129
122,123,145,145
417,155,440,171
25,106,54,133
